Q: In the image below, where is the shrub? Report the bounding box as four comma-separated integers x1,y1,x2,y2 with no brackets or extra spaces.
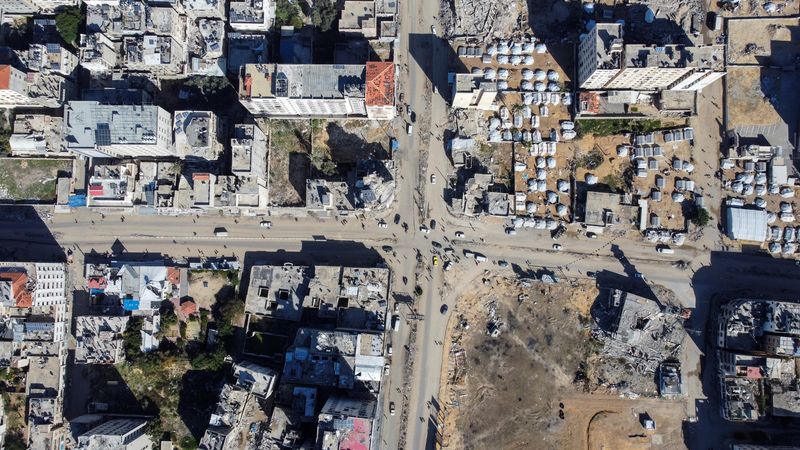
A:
690,207,710,227
55,6,83,46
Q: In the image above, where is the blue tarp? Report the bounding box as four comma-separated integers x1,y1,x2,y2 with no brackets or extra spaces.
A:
122,299,140,311
89,288,105,296
67,194,86,207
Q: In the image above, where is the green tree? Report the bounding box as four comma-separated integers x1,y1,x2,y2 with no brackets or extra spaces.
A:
123,317,144,361
311,0,338,32
275,0,304,29
190,345,226,371
55,6,83,46
690,207,710,227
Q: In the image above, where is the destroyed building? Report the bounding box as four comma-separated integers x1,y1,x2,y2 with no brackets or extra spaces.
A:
592,289,685,375
717,299,800,421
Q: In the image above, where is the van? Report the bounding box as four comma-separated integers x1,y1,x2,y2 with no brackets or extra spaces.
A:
391,315,401,332
475,254,487,263
407,123,413,135
464,250,475,259
657,247,675,254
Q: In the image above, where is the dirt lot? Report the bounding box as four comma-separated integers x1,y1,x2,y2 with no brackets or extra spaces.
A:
438,275,688,449
264,119,311,206
727,18,799,66
0,158,71,202
726,66,786,127
312,120,390,162
187,270,233,311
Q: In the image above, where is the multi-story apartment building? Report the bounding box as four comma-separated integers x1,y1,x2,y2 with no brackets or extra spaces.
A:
577,23,725,92
238,62,395,119
63,101,175,158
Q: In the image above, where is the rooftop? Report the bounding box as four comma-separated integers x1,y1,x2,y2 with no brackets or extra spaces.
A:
63,101,170,152
240,63,366,99
365,62,394,107
589,22,623,69
245,265,309,321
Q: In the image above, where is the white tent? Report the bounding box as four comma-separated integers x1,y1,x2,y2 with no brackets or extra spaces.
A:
726,207,768,242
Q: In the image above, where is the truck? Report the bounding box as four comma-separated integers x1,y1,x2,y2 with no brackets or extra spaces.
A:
391,315,401,331
474,254,487,263
214,227,228,237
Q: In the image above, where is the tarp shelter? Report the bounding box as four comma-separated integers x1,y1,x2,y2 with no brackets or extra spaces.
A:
726,207,768,242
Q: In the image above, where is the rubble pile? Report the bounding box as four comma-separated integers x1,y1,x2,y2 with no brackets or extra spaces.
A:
440,0,521,39
590,289,687,393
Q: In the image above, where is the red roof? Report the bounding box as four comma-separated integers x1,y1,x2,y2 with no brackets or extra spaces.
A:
365,62,395,107
0,272,32,308
87,277,107,289
88,183,104,196
180,299,197,316
0,66,10,90
193,173,210,181
746,367,762,379
167,267,180,286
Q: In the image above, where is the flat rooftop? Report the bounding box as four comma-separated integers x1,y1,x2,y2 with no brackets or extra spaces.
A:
240,63,366,99
64,102,165,149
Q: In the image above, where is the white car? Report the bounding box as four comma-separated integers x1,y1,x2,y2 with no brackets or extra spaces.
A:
419,225,430,234
430,174,436,184
431,25,437,35
552,244,563,251
378,221,388,228
260,221,272,229
454,231,465,238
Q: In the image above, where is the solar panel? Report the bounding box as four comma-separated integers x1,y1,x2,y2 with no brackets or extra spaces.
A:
95,123,111,146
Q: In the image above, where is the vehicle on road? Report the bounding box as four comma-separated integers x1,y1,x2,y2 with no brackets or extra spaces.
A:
387,344,393,355
382,245,393,252
214,227,228,237
586,232,598,239
430,219,437,229
444,247,454,255
430,174,436,184
505,228,517,235
407,123,413,135
432,255,439,266
552,244,563,251
419,225,430,234
431,25,437,34
440,304,448,314
443,261,453,271
431,241,442,249
389,402,396,416
657,246,674,254
259,221,272,228
391,315,401,331
454,231,465,238
384,363,390,375
497,260,509,268
378,221,388,228
394,214,401,224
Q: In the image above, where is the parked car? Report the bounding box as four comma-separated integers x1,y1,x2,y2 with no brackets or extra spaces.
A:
430,219,437,229
431,25,437,34
378,221,388,228
505,228,517,235
394,214,401,224
586,232,598,239
431,241,442,249
497,260,509,268
407,123,413,135
382,245,394,252
552,244,563,251
419,225,430,234
260,221,272,228
432,255,439,266
430,174,437,184
443,261,453,271
454,231,465,238
440,304,449,314
656,246,674,254
389,402,396,416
